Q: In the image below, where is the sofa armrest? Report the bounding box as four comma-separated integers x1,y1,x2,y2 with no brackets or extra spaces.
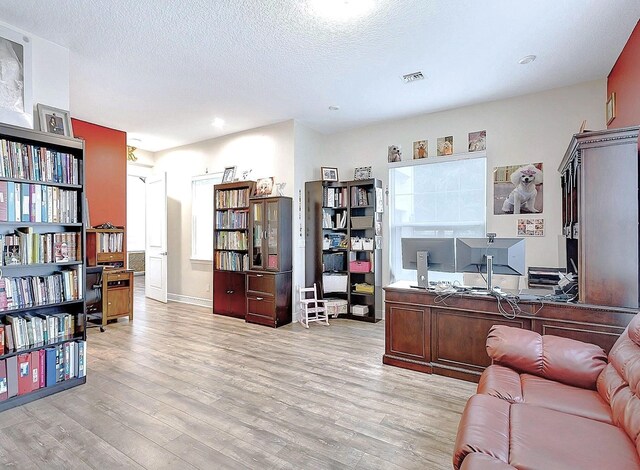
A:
453,394,511,470
460,453,517,470
477,365,523,403
486,325,607,390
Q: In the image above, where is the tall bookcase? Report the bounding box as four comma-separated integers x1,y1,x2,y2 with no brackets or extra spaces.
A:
305,178,383,322
0,123,87,412
212,180,254,318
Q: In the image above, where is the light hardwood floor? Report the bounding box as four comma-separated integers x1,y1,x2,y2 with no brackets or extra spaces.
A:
0,278,475,469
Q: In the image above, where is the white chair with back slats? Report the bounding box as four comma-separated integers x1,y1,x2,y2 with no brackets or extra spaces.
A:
298,283,329,328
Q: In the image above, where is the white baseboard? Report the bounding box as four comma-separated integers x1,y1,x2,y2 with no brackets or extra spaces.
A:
167,293,212,308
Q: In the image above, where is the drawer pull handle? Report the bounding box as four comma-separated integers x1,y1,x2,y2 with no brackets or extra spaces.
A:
256,274,264,277
227,290,234,294
256,297,264,301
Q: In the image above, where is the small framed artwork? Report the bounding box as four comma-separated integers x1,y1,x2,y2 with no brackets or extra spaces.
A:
468,130,486,152
254,176,274,197
354,166,372,180
321,167,338,181
606,92,616,125
222,166,236,183
413,140,427,159
37,104,73,137
388,145,402,162
517,218,544,237
437,136,453,156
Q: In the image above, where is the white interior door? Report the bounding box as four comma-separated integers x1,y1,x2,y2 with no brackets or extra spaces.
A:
145,172,168,302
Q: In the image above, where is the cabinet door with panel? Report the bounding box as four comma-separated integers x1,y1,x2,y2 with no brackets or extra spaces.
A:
213,271,246,318
249,197,292,272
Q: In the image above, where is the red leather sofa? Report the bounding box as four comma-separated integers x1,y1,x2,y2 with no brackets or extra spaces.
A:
453,314,640,470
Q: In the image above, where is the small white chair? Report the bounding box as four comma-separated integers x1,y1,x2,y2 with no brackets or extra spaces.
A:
298,283,329,328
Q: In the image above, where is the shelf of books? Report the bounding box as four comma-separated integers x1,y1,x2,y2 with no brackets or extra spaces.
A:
212,180,255,318
0,123,87,412
86,228,124,267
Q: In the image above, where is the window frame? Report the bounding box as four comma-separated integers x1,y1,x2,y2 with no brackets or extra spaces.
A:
191,172,223,262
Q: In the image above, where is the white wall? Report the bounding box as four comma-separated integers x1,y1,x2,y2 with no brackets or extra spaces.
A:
293,122,324,317
322,80,607,286
152,120,295,304
0,21,69,127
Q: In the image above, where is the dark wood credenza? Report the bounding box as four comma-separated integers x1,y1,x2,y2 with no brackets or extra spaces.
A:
383,282,636,383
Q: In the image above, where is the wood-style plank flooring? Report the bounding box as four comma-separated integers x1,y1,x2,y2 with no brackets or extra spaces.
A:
0,278,475,469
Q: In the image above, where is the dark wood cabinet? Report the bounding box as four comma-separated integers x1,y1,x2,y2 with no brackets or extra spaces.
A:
246,271,292,327
559,127,640,308
246,196,292,328
383,283,635,382
213,271,246,318
305,179,383,322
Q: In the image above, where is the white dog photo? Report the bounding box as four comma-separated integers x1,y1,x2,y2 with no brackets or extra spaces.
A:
495,163,543,215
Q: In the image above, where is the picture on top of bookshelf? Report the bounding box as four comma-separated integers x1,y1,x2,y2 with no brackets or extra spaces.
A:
351,185,373,207
323,186,348,208
322,209,347,229
215,188,251,209
0,181,79,224
1,230,81,266
215,209,248,230
0,139,81,185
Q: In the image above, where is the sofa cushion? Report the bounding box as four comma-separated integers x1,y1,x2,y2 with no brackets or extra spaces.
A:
460,453,516,470
510,404,640,470
486,326,607,390
477,365,523,403
453,394,510,470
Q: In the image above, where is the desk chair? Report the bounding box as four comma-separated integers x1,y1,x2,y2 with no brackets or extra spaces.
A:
298,283,329,328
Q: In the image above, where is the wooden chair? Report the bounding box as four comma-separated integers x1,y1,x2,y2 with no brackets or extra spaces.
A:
298,283,329,328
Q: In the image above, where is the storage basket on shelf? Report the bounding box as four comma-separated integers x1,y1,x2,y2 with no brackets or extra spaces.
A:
349,260,371,273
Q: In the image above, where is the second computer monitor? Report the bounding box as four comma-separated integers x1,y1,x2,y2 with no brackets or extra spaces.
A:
456,237,525,276
401,237,456,287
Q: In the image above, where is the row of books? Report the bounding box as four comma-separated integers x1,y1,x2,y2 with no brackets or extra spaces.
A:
95,231,123,253
0,139,80,185
322,209,347,229
1,312,74,352
0,182,79,224
323,187,348,208
214,251,248,271
215,231,248,250
351,187,372,207
0,268,82,311
215,188,251,209
1,230,81,266
215,210,248,229
0,341,86,401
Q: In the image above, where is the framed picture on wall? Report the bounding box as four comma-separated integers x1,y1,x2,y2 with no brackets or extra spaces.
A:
606,92,616,125
0,25,33,128
37,104,73,137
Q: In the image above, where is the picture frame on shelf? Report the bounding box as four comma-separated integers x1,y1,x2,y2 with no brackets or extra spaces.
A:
354,166,372,180
322,167,338,181
36,104,73,137
606,92,616,125
254,176,274,197
0,25,33,128
222,166,236,183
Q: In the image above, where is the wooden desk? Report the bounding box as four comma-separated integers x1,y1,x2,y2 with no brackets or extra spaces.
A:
383,282,635,382
102,269,134,326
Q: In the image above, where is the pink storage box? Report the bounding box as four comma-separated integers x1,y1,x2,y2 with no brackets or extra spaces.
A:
349,260,371,272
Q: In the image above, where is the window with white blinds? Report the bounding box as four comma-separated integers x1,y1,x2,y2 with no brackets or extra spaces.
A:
389,155,487,283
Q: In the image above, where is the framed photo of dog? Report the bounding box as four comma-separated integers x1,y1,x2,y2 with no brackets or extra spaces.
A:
493,163,543,215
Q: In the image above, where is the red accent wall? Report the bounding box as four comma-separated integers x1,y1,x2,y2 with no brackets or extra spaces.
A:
607,21,640,128
71,119,127,243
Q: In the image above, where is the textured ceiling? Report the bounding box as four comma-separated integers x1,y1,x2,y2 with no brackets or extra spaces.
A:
1,0,638,151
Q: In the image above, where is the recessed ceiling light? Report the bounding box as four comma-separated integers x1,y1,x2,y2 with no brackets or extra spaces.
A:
518,55,537,65
328,105,340,111
211,117,225,128
309,0,375,21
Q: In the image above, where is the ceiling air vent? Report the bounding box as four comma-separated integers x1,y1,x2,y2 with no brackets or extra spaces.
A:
402,71,424,83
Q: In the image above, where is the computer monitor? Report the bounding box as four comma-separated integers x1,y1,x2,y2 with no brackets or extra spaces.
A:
456,237,525,291
401,238,456,288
